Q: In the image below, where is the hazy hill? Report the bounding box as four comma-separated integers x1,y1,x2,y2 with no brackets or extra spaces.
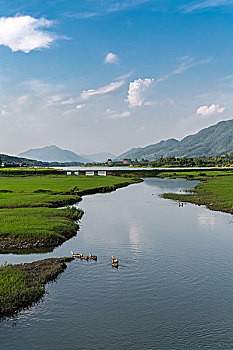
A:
18,145,90,163
81,152,116,162
116,119,233,160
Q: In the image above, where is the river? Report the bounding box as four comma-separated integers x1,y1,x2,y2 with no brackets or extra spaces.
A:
1,178,233,349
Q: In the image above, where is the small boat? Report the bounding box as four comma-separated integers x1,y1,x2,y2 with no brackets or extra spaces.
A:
89,253,97,260
71,251,82,258
179,202,183,207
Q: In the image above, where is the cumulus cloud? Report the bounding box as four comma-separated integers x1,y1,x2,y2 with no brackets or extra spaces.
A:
104,52,119,64
196,104,225,116
124,57,211,108
80,80,124,100
126,78,154,108
0,16,57,53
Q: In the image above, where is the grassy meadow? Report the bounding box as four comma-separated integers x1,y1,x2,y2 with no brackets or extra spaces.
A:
160,170,233,214
0,173,138,251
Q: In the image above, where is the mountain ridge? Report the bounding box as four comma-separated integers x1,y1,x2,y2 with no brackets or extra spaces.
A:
116,119,233,160
18,145,90,163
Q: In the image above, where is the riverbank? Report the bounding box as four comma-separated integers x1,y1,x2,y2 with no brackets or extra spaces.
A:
160,170,233,215
0,174,140,252
0,257,74,319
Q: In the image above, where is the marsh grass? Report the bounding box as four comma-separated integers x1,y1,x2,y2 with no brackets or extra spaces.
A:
162,173,233,214
0,257,73,319
0,175,137,250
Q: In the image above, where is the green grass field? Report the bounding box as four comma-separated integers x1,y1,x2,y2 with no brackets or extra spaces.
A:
0,175,137,207
162,172,233,214
158,169,233,179
0,174,138,251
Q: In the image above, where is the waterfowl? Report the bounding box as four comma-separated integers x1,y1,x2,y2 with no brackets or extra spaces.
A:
70,251,82,258
80,254,89,260
112,262,118,268
89,253,97,260
112,256,118,264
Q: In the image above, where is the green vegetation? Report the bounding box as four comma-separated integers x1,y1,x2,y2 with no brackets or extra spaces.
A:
0,174,139,251
157,169,233,179
160,170,233,214
90,154,233,168
0,257,73,319
149,154,233,167
0,167,62,176
0,153,84,168
0,206,84,252
117,119,233,160
0,174,138,208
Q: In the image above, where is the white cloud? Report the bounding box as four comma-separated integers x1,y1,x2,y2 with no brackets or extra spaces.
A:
61,97,78,105
109,111,131,119
155,56,211,84
144,101,156,106
68,0,153,19
125,57,210,109
45,94,67,108
80,80,124,100
1,104,7,116
104,52,119,64
76,104,86,110
196,104,225,116
105,108,112,113
115,71,133,81
126,78,154,108
182,0,233,13
0,16,57,53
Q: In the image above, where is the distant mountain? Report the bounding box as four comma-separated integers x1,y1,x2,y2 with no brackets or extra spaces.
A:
116,119,233,160
81,152,116,162
18,145,90,163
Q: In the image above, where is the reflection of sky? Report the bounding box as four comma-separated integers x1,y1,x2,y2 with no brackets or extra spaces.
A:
144,177,199,193
197,211,218,227
3,178,233,350
128,220,142,252
0,178,232,268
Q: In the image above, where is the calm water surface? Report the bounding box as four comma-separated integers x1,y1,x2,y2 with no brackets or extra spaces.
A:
1,178,233,349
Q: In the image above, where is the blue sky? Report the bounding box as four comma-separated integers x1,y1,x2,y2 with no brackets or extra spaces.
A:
1,0,233,156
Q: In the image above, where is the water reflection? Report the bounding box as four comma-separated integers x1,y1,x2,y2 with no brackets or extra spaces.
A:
197,211,219,227
1,178,233,350
128,220,142,252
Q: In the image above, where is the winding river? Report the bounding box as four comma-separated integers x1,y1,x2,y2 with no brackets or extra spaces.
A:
1,178,233,349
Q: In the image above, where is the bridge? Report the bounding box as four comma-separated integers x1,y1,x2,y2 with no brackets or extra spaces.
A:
61,167,233,176
64,170,113,176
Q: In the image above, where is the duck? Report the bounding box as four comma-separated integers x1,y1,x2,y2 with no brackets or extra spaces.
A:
112,262,119,268
89,253,97,260
70,250,82,258
80,254,89,260
112,256,119,264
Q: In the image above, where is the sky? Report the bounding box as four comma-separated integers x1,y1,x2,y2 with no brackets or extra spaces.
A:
1,0,233,156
